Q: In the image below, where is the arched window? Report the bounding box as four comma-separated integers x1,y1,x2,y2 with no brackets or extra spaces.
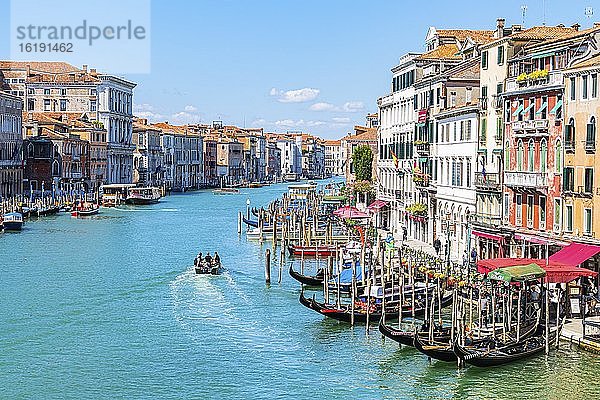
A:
555,140,562,172
566,118,575,150
540,139,547,173
504,140,510,168
528,139,535,172
587,116,596,152
517,140,524,171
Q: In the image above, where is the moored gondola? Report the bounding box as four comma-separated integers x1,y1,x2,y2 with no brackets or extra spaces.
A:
289,266,324,286
287,244,338,257
378,320,450,347
453,326,557,367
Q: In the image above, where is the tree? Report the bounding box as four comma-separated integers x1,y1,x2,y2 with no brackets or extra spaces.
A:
352,145,373,182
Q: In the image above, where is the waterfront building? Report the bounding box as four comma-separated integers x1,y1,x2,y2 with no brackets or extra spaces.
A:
276,135,302,180
300,134,326,180
69,115,108,194
265,136,281,181
215,136,243,186
502,26,600,258
0,91,23,199
324,139,343,176
203,136,218,186
474,22,577,259
22,135,61,196
562,38,600,243
133,119,164,187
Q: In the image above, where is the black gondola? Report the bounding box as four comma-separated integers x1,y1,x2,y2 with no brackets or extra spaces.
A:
378,321,450,347
453,326,557,367
242,216,259,228
289,266,324,286
299,291,453,324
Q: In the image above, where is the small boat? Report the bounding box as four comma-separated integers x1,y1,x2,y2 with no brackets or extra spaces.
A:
453,326,556,367
2,212,23,231
71,207,100,217
126,187,161,205
212,188,240,195
36,206,60,217
288,244,338,257
243,216,259,228
378,321,450,347
248,182,266,188
195,261,223,275
299,291,453,324
289,266,324,286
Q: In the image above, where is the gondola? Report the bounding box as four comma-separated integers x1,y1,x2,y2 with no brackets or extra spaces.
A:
289,265,324,286
242,216,259,228
37,206,60,217
299,291,453,324
71,207,100,217
453,326,557,367
287,244,338,257
414,319,540,362
378,320,450,347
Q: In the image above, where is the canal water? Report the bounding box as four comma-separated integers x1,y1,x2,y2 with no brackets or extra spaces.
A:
1,181,599,399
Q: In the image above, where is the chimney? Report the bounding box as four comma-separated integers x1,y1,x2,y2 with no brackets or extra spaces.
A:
496,18,506,38
90,68,97,76
511,24,523,33
26,64,31,77
572,23,580,31
82,64,88,73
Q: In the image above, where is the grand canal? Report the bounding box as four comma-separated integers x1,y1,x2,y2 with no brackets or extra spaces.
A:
1,181,600,399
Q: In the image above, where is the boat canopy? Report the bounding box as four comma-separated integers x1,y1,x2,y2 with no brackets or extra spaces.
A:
488,264,546,282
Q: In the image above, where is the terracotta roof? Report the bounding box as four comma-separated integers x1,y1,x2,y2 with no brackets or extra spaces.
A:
150,122,188,134
510,26,576,41
0,61,80,74
528,26,600,48
417,44,461,60
27,73,100,84
324,140,341,146
568,54,600,70
344,126,377,142
436,29,495,44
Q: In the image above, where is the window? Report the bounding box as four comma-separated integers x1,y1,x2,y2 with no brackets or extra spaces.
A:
555,140,562,172
570,77,576,100
460,121,464,140
27,99,34,111
43,99,51,111
27,88,34,94
565,118,575,151
466,120,472,140
554,198,562,232
528,97,535,120
496,117,503,141
453,122,457,141
563,167,575,192
91,100,97,111
496,82,503,95
540,196,546,230
504,193,509,220
504,140,510,167
540,139,547,173
516,194,522,226
497,46,504,65
540,96,548,120
565,204,573,232
527,195,534,227
583,75,589,100
556,94,563,119
466,88,472,104
480,118,487,143
584,208,593,236
518,99,524,122
60,89,67,96
593,74,598,98
466,158,471,187
450,91,457,107
585,168,594,194
587,116,596,152
482,51,488,69
528,140,534,172
44,88,50,95
481,85,488,100
59,99,67,111
517,140,524,171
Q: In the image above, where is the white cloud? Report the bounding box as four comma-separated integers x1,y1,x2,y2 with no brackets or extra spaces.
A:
332,117,350,123
342,101,365,113
270,87,320,103
309,102,336,111
184,105,197,112
133,103,202,124
133,103,155,112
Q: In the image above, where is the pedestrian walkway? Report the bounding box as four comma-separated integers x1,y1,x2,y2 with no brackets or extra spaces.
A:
561,317,600,354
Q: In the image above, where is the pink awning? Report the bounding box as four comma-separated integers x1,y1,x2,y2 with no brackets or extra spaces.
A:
477,258,542,274
367,200,389,212
477,257,598,283
333,206,370,219
549,243,600,267
514,233,570,246
472,230,503,242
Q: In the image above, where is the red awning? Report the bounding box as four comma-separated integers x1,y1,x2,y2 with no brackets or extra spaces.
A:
367,200,388,212
472,230,503,242
333,206,370,219
548,243,600,267
477,257,598,283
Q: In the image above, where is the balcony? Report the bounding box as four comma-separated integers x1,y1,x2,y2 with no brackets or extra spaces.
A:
504,171,547,188
505,70,563,93
414,175,430,189
415,142,430,156
512,119,549,136
475,172,501,191
479,97,488,110
491,95,503,109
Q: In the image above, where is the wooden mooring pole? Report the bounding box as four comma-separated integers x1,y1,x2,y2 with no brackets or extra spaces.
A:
265,248,271,285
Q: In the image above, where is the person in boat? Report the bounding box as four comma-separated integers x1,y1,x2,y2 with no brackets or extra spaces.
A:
214,252,220,264
205,253,213,265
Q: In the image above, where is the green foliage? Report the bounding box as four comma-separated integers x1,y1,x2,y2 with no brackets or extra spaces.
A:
352,145,373,182
406,202,427,216
517,69,549,82
352,180,373,194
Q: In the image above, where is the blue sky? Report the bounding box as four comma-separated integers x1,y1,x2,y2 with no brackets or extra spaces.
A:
1,0,598,139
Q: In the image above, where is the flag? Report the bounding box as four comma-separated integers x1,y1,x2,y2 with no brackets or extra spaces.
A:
388,145,399,169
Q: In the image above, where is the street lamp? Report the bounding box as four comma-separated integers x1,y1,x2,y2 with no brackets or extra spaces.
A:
246,198,251,220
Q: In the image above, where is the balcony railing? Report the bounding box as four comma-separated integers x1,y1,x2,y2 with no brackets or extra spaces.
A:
512,119,549,134
506,70,563,92
415,142,430,156
472,213,502,227
504,171,547,188
479,97,488,110
565,141,575,153
475,172,501,191
414,175,430,188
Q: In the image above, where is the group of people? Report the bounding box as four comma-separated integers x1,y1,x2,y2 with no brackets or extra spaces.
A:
194,252,221,267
